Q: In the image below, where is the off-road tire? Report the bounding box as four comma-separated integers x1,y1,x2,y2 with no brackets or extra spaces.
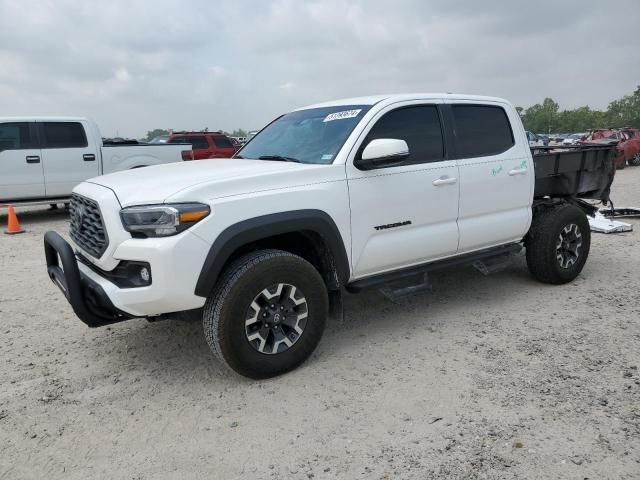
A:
629,153,640,167
525,203,591,284
203,249,328,379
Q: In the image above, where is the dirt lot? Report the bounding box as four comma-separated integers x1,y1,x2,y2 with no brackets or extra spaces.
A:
1,169,639,480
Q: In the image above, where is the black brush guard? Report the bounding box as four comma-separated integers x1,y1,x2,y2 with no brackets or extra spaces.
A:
44,231,133,327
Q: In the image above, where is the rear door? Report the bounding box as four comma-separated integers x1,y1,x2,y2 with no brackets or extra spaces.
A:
0,121,44,201
39,121,100,197
447,102,532,252
347,101,460,278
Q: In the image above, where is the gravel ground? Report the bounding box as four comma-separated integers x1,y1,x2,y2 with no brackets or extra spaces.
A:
1,168,639,479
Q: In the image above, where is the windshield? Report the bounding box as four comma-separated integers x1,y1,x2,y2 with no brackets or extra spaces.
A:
237,105,371,164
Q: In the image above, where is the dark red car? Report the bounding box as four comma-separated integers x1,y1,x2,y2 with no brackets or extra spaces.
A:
167,131,238,160
582,128,640,168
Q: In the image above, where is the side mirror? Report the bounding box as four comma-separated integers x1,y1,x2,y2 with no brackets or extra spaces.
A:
355,138,409,170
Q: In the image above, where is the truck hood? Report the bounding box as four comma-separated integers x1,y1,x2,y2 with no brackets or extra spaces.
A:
87,159,335,206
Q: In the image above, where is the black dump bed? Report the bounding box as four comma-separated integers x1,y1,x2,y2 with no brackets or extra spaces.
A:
533,145,616,203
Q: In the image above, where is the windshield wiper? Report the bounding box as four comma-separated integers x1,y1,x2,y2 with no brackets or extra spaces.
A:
258,155,301,163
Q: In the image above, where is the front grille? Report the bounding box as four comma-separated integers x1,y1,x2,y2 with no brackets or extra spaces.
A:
69,194,108,258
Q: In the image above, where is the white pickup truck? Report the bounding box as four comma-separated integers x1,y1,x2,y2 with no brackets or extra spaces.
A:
44,94,615,379
0,117,189,204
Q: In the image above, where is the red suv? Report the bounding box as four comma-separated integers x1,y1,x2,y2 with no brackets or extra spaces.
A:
167,131,238,160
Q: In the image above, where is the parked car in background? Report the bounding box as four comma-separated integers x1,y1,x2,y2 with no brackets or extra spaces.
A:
167,131,237,160
536,133,550,146
149,135,169,144
0,117,190,204
562,133,585,145
549,133,567,146
526,131,544,147
619,136,640,167
582,128,640,168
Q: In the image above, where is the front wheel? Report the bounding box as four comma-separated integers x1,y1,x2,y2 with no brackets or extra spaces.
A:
525,203,591,284
629,153,640,167
203,250,328,379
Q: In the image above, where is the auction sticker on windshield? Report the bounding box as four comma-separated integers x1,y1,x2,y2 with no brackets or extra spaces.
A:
323,109,362,122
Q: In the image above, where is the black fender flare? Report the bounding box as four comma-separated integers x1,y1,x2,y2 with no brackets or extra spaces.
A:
194,209,350,297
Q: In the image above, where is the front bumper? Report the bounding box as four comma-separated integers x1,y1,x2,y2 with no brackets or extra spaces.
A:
44,231,134,327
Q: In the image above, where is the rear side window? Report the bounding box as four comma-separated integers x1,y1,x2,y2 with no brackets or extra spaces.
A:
362,105,445,165
0,122,37,151
42,122,88,148
211,135,234,148
186,136,209,149
451,105,514,158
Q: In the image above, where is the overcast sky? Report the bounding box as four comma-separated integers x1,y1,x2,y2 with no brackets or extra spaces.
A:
1,0,638,138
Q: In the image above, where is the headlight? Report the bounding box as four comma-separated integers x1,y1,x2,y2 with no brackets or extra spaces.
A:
120,203,210,237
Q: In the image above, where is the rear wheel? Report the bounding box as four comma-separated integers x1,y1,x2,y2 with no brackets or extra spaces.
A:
202,249,328,379
629,153,640,167
525,203,591,284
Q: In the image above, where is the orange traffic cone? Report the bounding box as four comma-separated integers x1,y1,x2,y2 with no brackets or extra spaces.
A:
4,205,25,234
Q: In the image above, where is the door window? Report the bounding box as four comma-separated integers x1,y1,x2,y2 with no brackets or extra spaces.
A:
0,122,37,151
451,105,514,158
42,122,88,148
211,135,234,148
187,136,209,149
360,105,445,166
169,136,208,149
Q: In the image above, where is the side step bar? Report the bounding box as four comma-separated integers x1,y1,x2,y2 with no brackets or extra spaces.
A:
346,243,523,293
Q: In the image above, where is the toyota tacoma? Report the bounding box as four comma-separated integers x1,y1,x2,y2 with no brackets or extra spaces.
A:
44,94,615,378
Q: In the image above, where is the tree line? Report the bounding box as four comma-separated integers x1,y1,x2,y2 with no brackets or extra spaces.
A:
518,86,640,134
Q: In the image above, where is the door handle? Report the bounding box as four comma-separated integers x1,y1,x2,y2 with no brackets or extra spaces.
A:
83,154,96,161
432,176,457,186
508,168,527,176
26,155,40,164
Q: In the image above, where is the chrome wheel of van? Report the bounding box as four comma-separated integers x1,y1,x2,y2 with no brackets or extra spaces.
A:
244,283,308,354
556,223,582,269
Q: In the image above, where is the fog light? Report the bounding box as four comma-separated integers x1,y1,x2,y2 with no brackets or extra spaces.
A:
140,267,150,283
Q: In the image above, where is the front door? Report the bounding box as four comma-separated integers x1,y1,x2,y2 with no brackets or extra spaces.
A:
0,121,44,201
39,121,100,197
346,102,460,278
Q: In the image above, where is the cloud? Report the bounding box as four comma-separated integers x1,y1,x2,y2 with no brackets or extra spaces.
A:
0,0,637,137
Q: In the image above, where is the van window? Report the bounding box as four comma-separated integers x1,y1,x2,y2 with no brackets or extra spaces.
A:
42,122,88,149
452,105,514,158
0,122,37,151
362,105,445,165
